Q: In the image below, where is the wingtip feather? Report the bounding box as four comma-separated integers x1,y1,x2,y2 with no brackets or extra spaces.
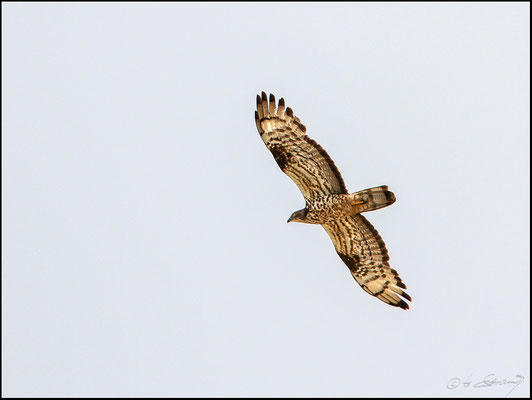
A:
397,300,410,310
261,92,268,115
269,93,276,114
401,291,412,302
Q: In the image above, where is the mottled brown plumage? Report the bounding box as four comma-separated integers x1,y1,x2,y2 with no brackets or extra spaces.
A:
255,92,411,310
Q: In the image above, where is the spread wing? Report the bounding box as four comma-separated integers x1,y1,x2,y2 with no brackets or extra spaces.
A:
323,215,412,309
255,92,347,200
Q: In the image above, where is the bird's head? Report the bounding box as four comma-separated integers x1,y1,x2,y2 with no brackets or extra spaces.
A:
287,208,308,223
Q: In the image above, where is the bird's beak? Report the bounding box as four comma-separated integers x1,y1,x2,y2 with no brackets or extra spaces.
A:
287,217,291,223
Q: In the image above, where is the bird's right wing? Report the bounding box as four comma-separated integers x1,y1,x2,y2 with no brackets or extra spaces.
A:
322,214,412,309
255,92,347,200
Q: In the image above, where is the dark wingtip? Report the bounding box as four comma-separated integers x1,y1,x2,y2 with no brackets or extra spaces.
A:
269,93,275,103
286,107,293,117
261,91,267,102
256,94,261,105
397,300,410,310
279,98,285,107
401,291,412,302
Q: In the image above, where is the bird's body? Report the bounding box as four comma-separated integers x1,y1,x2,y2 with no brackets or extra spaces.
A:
290,187,397,224
296,194,354,224
255,92,412,310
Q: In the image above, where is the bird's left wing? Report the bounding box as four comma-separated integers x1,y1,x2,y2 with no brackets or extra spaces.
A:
255,92,347,200
322,214,412,309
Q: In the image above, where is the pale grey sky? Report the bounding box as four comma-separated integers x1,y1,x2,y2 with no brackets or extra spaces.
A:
2,2,530,397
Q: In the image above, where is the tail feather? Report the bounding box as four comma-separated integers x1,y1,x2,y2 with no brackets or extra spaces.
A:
350,186,396,213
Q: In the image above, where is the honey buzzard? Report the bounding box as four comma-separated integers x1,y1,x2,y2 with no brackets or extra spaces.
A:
255,92,411,309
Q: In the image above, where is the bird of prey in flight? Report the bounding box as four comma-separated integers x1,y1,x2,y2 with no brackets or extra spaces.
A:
255,92,411,309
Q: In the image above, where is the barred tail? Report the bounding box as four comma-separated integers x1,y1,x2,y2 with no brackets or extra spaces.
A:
350,185,396,213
